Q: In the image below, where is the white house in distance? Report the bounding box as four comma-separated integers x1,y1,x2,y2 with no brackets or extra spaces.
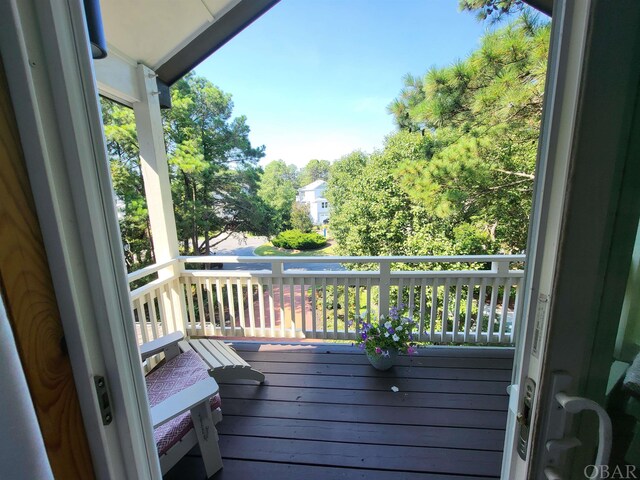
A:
297,180,329,225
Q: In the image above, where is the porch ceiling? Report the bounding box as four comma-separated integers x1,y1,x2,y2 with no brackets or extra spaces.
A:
100,0,279,86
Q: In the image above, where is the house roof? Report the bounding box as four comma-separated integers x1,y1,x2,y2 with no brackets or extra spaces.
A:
100,0,279,86
299,180,327,191
524,0,552,16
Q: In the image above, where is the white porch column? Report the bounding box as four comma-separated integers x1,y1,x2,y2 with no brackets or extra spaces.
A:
133,64,179,279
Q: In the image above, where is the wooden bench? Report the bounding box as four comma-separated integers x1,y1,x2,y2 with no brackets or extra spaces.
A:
178,338,265,384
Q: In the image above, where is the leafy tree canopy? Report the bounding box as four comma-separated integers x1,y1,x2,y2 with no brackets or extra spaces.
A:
163,73,272,254
257,160,299,233
299,159,330,186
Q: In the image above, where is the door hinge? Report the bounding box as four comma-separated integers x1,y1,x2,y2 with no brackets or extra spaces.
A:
94,375,113,425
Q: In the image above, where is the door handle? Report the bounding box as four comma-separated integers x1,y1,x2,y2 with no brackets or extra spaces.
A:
544,390,613,480
553,392,612,468
542,372,614,480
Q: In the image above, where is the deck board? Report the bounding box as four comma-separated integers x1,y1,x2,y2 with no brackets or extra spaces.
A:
164,343,514,479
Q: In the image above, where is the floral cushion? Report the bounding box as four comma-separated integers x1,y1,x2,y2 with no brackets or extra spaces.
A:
145,350,221,455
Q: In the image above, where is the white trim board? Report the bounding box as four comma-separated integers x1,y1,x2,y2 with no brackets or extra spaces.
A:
0,0,161,478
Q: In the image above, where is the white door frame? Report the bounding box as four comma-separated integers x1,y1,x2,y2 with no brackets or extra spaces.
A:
0,0,161,478
503,0,640,478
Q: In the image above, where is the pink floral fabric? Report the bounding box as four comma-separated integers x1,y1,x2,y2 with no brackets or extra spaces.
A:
145,350,221,455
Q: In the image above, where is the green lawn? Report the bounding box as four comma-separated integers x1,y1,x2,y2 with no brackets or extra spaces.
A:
254,240,337,257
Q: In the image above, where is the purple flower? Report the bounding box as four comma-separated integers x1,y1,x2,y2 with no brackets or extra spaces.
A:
388,327,395,334
375,346,382,354
361,332,367,340
407,346,418,355
358,343,365,350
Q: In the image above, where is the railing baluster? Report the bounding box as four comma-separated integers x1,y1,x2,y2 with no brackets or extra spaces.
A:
441,278,451,343
145,292,159,341
157,285,169,336
289,277,296,338
332,277,338,339
237,278,246,334
174,278,188,334
430,280,438,341
310,277,317,339
246,278,255,336
267,277,275,336
226,278,236,336
453,278,463,343
343,278,349,338
322,277,327,337
408,279,415,320
215,278,225,334
257,279,266,335
464,279,475,343
148,290,161,338
499,279,512,343
366,278,372,319
378,260,391,318
476,278,487,343
301,278,307,337
205,278,215,335
184,277,196,334
419,279,426,341
487,277,500,343
162,282,173,335
195,278,206,331
354,278,360,337
133,297,147,344
511,277,524,343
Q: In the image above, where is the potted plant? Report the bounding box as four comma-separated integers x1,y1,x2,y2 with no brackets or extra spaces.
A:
354,306,418,370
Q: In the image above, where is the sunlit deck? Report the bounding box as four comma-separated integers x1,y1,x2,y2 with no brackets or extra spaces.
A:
164,342,513,479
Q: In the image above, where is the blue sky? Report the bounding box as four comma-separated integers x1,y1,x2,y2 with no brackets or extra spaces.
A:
195,0,491,168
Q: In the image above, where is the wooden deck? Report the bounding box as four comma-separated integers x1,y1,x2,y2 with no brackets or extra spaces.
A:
164,343,514,479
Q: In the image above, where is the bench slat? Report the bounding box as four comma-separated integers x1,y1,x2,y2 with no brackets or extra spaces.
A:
201,340,235,368
207,340,249,368
191,340,225,369
185,339,265,383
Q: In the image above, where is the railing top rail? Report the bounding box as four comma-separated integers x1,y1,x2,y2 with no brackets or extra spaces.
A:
181,269,525,279
178,254,526,264
129,273,179,297
127,258,178,283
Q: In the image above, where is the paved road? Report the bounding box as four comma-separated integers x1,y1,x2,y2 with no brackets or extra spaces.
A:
210,233,345,272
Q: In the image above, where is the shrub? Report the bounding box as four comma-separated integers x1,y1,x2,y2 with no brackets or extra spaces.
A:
272,229,327,250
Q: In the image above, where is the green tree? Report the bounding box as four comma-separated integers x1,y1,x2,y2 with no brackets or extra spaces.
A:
163,73,272,254
325,150,367,253
257,160,299,233
290,203,314,233
299,159,330,186
390,15,549,253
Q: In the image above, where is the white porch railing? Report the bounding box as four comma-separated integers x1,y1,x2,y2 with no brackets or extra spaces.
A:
128,255,525,346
